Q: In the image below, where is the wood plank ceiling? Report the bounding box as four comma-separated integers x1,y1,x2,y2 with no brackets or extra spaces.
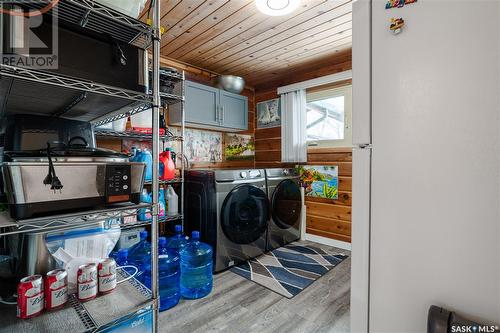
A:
142,0,352,88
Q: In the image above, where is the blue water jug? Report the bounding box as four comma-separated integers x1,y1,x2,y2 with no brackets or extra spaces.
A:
179,231,213,299
116,248,129,266
159,237,168,255
158,250,180,311
128,230,151,284
137,149,153,181
166,225,189,253
138,189,152,221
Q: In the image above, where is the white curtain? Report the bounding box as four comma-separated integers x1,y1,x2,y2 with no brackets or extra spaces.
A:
280,89,307,163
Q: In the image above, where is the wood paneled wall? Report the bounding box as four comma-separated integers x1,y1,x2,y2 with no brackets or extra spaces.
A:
254,89,282,169
254,49,352,243
305,148,352,243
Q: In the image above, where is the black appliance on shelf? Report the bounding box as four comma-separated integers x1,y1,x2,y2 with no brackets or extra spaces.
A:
0,4,147,121
0,114,145,219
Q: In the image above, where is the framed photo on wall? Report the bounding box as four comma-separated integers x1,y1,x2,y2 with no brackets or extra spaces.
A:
257,98,281,129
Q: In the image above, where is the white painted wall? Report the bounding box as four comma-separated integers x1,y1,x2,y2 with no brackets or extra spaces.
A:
369,1,500,331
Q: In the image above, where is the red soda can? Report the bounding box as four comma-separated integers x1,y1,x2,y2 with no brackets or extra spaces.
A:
44,269,68,310
17,275,44,319
98,258,117,294
77,263,98,301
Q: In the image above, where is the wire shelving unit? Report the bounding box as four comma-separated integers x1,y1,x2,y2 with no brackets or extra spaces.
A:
0,1,184,332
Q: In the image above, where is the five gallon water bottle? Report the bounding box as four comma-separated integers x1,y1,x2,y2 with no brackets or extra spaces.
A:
179,231,213,299
166,225,189,253
159,237,168,255
128,230,151,284
158,250,180,311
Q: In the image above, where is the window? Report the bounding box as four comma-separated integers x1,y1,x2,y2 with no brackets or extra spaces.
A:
306,84,352,148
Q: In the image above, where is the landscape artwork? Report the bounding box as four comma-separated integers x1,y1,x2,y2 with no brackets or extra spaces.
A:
257,98,281,128
224,133,255,160
297,165,339,200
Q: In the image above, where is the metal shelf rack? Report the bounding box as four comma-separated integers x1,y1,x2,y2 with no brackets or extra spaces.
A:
0,0,184,332
0,204,149,236
18,0,153,48
0,270,152,333
94,129,183,142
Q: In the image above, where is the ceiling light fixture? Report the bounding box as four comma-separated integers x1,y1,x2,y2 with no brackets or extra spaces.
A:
255,0,301,16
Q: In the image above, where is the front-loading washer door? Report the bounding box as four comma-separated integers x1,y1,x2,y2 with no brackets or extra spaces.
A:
220,184,269,244
271,179,302,229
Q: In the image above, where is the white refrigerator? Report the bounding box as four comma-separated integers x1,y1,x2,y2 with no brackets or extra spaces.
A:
351,1,500,332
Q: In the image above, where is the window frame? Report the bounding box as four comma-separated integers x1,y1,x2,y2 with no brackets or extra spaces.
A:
306,83,352,149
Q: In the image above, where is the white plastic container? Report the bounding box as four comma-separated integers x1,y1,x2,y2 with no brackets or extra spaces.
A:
112,118,127,132
130,109,152,129
95,0,147,19
165,185,178,216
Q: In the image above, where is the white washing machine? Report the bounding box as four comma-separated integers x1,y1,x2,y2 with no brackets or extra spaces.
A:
265,168,302,251
185,169,269,272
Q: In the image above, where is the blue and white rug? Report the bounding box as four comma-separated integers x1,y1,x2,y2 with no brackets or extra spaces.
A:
230,242,348,298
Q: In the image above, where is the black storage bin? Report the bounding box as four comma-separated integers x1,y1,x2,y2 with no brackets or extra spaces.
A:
1,8,147,93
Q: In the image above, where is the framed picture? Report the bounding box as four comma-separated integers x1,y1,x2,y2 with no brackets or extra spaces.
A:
297,165,339,200
224,133,255,160
257,98,281,129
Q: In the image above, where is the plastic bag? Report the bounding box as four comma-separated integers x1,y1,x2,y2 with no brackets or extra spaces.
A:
45,225,121,292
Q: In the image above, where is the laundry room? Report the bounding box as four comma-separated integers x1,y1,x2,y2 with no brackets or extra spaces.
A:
1,0,500,333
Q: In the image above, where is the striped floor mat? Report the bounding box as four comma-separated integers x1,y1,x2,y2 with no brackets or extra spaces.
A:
230,242,348,298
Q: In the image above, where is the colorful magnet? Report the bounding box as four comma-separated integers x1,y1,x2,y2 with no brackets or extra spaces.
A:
389,18,405,34
385,0,417,9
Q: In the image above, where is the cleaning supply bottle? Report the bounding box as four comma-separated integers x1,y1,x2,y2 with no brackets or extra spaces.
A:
179,231,213,299
166,225,189,253
130,147,138,162
159,148,176,181
138,189,152,221
165,185,178,216
137,149,153,182
127,230,151,284
158,188,166,218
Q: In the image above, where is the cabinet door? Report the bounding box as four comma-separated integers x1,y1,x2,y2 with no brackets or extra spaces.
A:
219,90,248,130
185,81,220,126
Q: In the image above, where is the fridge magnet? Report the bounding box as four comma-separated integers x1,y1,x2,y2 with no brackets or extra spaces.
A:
257,98,281,129
297,165,339,200
385,0,417,9
224,133,255,160
390,18,405,34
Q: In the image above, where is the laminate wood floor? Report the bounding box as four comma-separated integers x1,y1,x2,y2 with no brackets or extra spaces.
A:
159,242,350,333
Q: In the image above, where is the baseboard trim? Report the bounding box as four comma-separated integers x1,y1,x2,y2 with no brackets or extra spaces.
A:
304,233,352,251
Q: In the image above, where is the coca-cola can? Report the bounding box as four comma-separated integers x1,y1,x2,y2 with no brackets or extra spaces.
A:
98,258,117,294
44,269,68,310
77,263,98,302
17,275,44,319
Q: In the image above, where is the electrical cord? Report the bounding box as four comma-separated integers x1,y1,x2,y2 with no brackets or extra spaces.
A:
0,295,17,305
43,142,63,191
116,265,139,285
